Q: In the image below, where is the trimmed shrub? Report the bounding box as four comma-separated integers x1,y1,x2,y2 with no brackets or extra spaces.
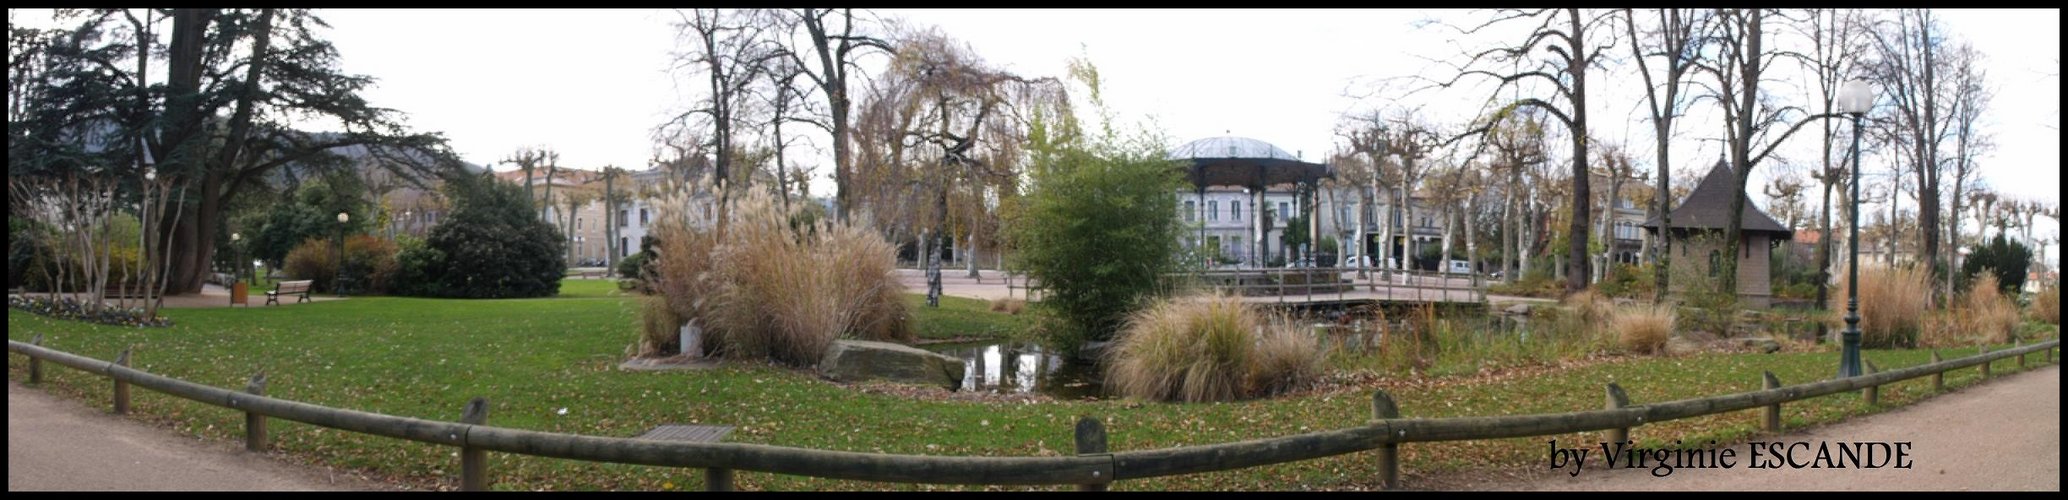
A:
1829,265,1929,348
282,235,399,294
1612,305,1675,355
641,184,910,365
392,172,565,298
1105,294,1321,403
282,237,339,292
1960,234,2031,296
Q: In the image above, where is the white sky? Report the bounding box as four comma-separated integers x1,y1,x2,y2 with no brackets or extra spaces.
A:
12,8,2062,262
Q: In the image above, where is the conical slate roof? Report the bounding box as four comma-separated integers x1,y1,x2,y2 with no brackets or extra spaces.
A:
1641,159,1793,240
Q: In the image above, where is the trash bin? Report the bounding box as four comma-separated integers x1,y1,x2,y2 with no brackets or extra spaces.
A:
231,281,249,306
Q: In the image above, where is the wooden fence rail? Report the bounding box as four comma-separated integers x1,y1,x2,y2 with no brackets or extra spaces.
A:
8,336,2057,490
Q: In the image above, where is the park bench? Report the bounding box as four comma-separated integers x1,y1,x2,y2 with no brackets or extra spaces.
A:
265,280,314,306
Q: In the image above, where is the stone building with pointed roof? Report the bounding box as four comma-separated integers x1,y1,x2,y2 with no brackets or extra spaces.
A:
1641,160,1795,308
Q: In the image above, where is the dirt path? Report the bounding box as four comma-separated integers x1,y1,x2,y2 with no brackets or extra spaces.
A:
1419,364,2060,491
6,381,399,491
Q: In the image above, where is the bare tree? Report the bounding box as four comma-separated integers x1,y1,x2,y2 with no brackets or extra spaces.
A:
868,26,1065,306
1692,8,1856,301
1436,8,1619,295
1943,42,1992,295
1864,9,1960,303
1483,107,1551,283
774,8,892,224
600,165,627,268
1593,142,1639,283
666,9,784,207
1624,8,1711,301
1790,8,1871,310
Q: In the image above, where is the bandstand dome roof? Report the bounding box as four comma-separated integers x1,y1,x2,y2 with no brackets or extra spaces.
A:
1169,136,1302,162
1168,136,1331,189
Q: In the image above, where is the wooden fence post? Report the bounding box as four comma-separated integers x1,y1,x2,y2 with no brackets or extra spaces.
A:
460,397,491,492
112,347,132,415
1604,383,1630,448
245,372,268,452
705,465,733,492
1980,346,1992,379
1076,416,1109,491
1930,351,1944,392
1862,361,1879,406
28,334,43,385
1761,372,1781,432
1371,390,1401,490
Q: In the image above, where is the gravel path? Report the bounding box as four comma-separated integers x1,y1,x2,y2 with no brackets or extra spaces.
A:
1419,363,2059,491
7,381,399,491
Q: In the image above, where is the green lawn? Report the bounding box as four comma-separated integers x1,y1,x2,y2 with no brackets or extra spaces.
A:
5,283,2056,491
906,294,1037,342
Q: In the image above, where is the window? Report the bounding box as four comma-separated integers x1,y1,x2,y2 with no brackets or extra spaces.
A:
1208,200,1220,221
1278,202,1290,223
639,208,649,225
576,217,583,230
1184,200,1196,222
1232,200,1242,221
621,237,630,258
618,210,628,228
1708,250,1721,277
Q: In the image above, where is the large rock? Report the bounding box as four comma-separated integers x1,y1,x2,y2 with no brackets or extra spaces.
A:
818,340,965,391
1736,337,1782,354
1503,303,1533,316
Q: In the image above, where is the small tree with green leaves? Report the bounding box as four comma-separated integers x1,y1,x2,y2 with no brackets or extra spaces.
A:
1009,58,1186,351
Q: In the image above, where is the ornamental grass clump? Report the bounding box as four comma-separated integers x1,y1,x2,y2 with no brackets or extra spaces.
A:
1106,294,1320,403
1829,265,1929,348
1950,274,2019,346
639,183,909,366
2033,282,2059,325
1611,305,1675,355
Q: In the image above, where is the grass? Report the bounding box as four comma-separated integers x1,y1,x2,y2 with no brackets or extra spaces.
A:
906,294,1037,342
5,281,2057,491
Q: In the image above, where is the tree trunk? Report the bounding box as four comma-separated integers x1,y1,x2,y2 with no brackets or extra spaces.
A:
1563,7,1593,296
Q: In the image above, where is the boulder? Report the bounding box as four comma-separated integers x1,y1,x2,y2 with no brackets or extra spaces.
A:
1503,303,1533,316
1737,337,1782,354
1665,335,1705,356
818,340,966,391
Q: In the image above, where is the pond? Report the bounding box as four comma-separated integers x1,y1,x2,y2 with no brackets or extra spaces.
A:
923,311,1536,400
922,342,1106,400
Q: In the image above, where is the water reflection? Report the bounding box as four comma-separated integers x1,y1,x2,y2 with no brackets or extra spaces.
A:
924,342,1105,400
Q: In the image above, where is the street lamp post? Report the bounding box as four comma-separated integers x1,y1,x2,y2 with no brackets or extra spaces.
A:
1838,79,1875,379
336,212,350,297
